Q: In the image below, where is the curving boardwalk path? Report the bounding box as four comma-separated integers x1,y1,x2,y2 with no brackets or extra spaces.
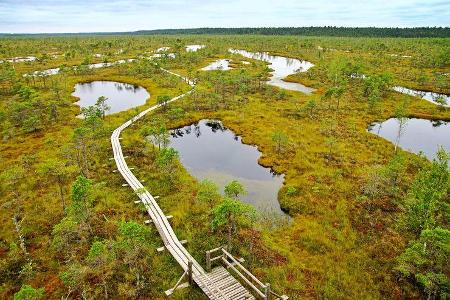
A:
111,69,255,299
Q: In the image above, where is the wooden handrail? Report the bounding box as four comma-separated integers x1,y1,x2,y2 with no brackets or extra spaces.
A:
205,247,287,299
221,257,266,299
222,248,266,288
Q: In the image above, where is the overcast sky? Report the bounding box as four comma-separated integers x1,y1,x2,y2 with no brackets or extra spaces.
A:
0,0,449,33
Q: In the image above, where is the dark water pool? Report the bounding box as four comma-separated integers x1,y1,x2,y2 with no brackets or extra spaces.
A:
368,118,450,161
72,81,150,115
169,120,285,214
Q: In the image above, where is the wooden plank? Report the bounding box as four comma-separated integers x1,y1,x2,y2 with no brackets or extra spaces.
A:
164,282,190,296
222,258,265,298
216,277,236,289
210,272,230,284
208,271,228,281
209,270,228,280
109,69,251,300
222,248,265,288
235,291,255,300
225,286,249,298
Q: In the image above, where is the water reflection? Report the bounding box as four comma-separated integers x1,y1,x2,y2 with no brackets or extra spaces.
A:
186,45,205,52
0,56,36,63
72,81,150,115
393,86,449,107
201,59,232,71
368,118,450,161
26,59,135,77
168,119,286,215
229,49,315,94
156,47,170,52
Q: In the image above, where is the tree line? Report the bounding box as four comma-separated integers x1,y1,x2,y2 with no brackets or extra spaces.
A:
2,26,449,38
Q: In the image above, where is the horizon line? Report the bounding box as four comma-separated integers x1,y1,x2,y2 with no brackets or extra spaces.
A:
1,26,449,35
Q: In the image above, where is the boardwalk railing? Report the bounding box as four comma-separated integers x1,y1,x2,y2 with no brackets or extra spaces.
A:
111,66,286,300
111,70,230,299
206,247,288,300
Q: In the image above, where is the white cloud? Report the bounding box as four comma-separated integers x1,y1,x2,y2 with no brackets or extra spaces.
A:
0,0,448,33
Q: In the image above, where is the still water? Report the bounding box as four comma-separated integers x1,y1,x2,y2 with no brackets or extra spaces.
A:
0,56,36,63
368,118,450,161
201,59,232,71
393,86,449,107
26,59,135,77
72,81,150,115
169,120,285,214
229,49,315,94
186,45,205,52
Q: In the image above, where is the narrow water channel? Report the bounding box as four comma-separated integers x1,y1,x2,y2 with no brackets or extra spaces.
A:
229,49,315,94
393,86,449,107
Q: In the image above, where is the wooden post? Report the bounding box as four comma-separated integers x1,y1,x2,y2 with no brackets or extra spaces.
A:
265,283,271,300
206,250,211,272
221,246,226,262
188,260,193,286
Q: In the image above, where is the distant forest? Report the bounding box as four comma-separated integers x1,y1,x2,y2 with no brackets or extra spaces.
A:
2,27,450,38
133,27,450,38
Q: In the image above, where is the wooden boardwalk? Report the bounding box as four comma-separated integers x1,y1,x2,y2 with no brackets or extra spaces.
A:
111,68,286,300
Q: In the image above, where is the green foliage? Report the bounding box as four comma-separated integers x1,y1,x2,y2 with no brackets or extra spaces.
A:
212,197,256,230
302,99,317,119
142,122,170,150
118,221,149,245
197,179,220,209
286,186,298,197
272,131,289,153
167,107,185,120
402,149,449,234
363,74,393,109
95,96,110,119
22,115,43,133
1,33,450,300
59,263,89,297
38,158,76,209
51,217,80,253
17,86,37,101
13,285,44,300
87,241,107,262
395,149,450,298
224,180,246,199
0,62,17,93
134,187,147,196
71,175,92,203
156,147,178,169
69,175,93,221
157,95,171,109
80,106,103,130
396,228,450,299
362,154,408,201
128,27,450,37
